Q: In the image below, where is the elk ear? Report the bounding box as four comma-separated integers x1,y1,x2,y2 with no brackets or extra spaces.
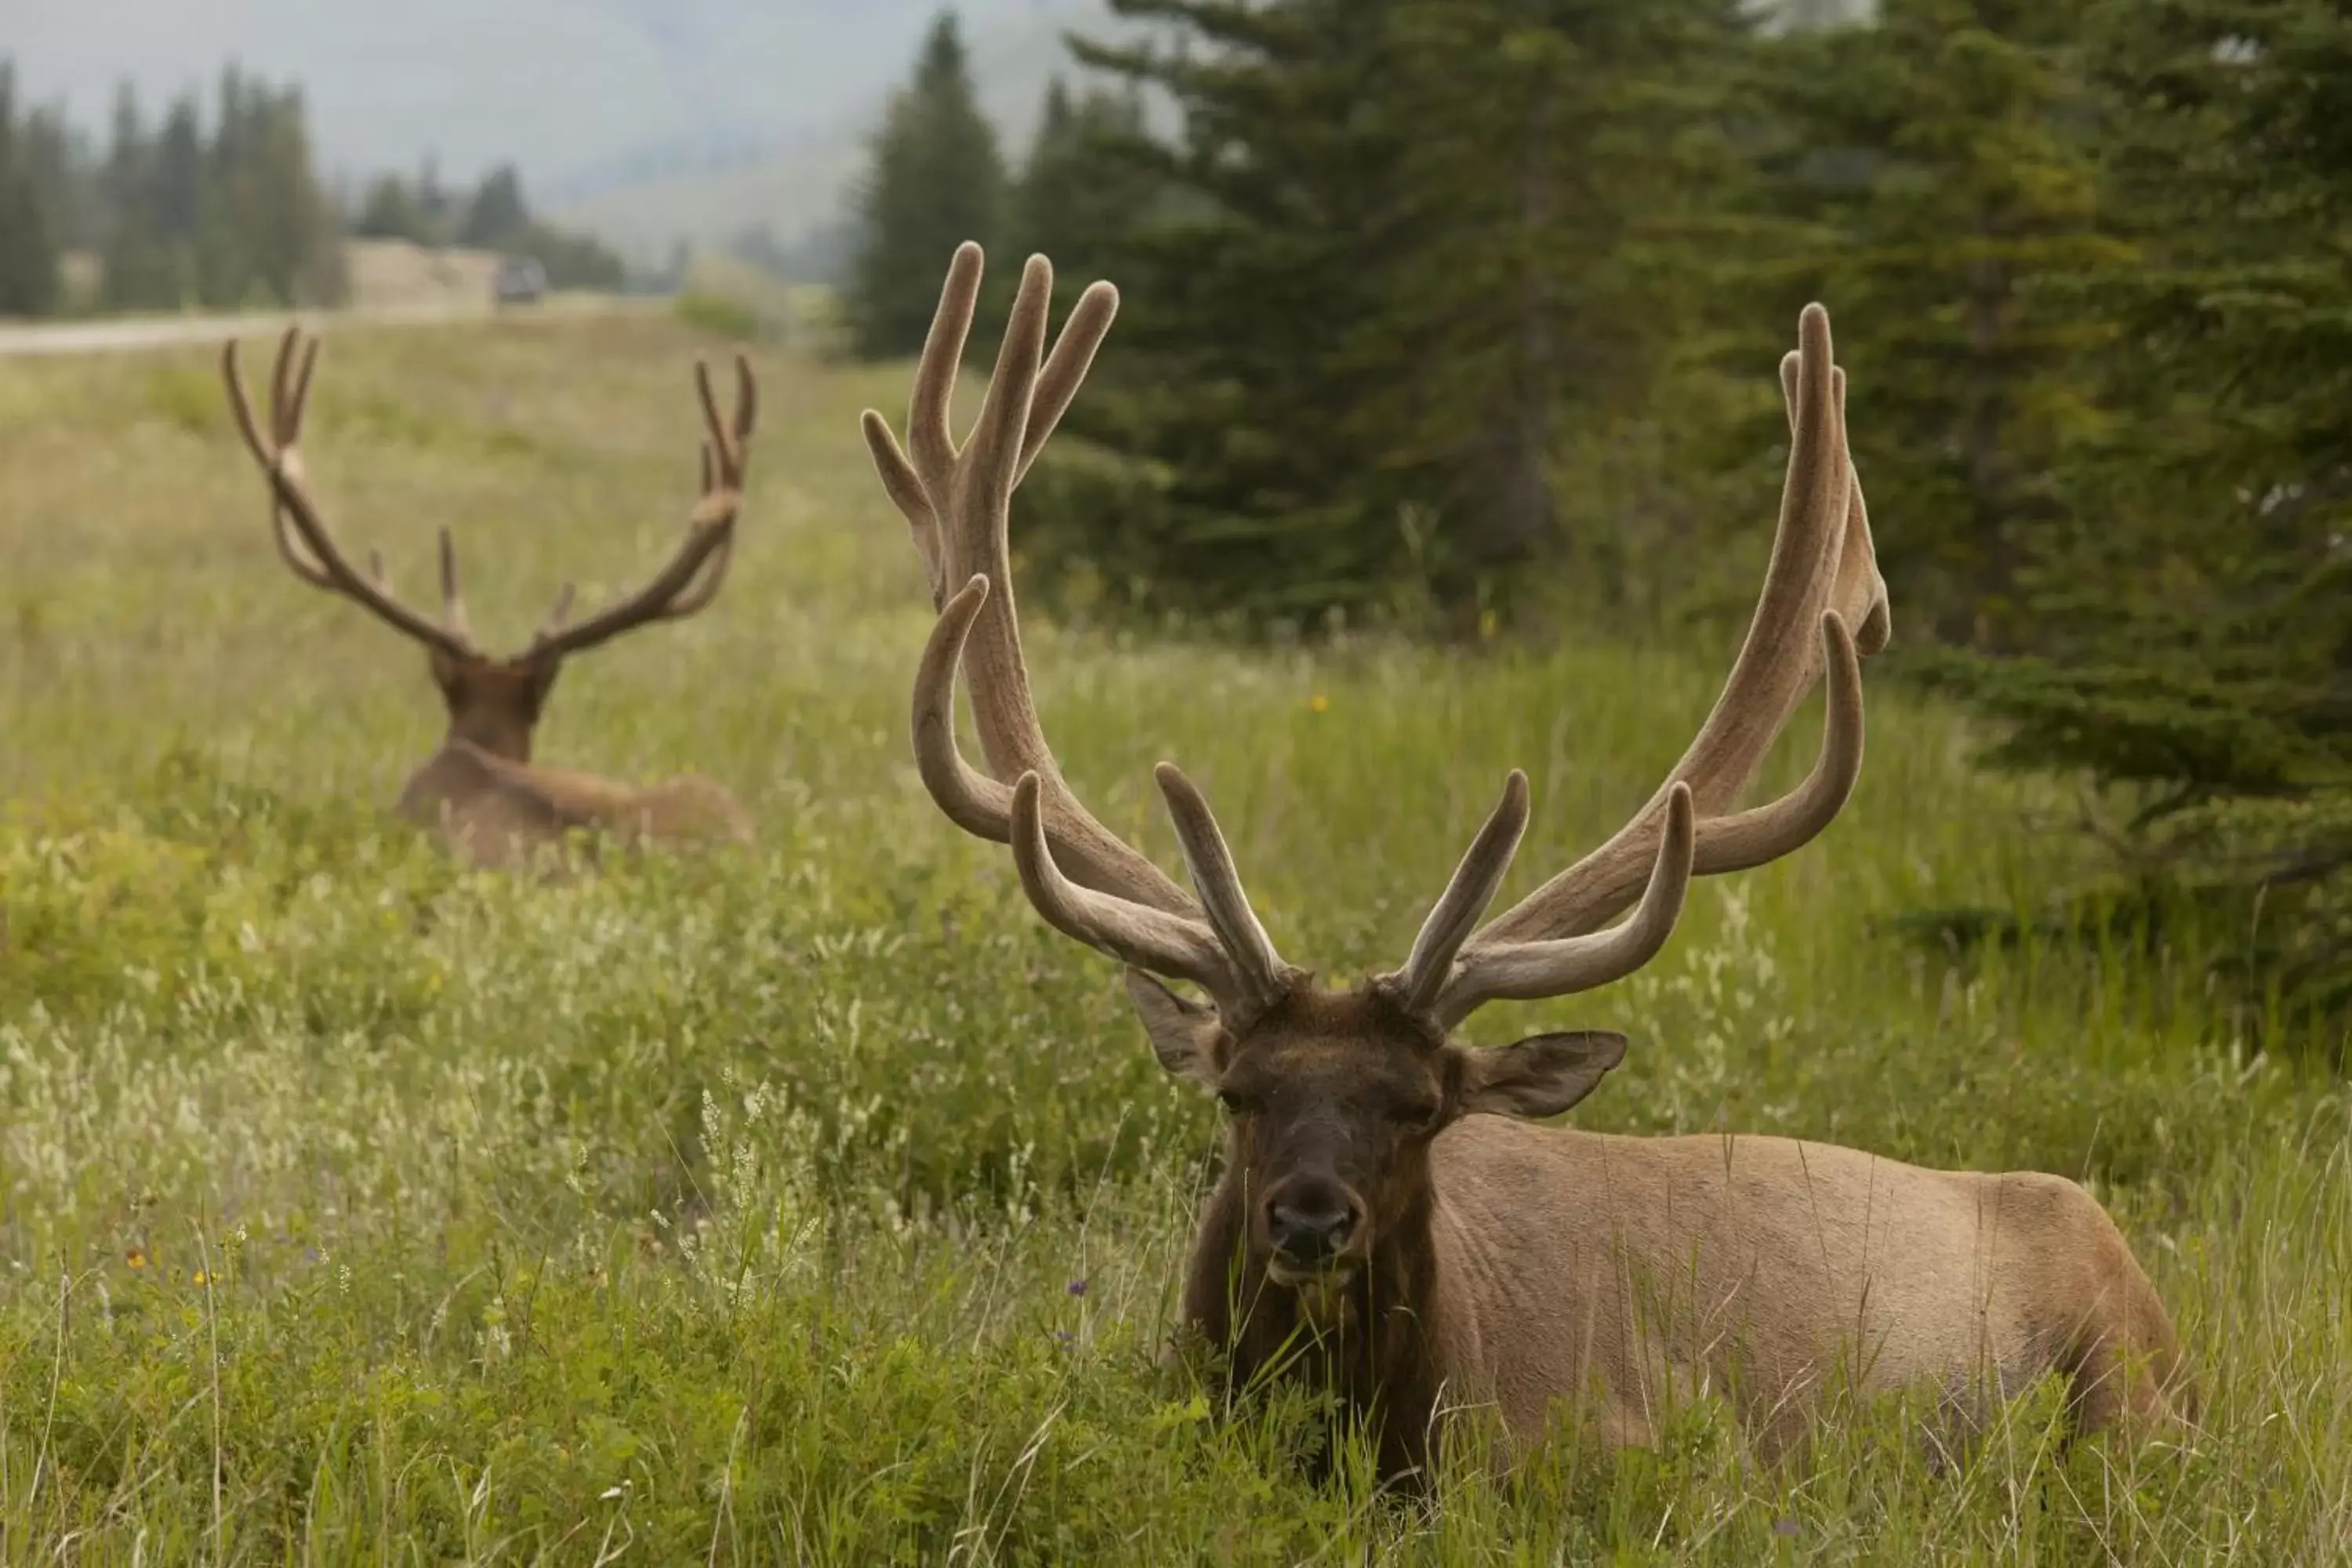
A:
1454,1031,1627,1120
1123,969,1225,1088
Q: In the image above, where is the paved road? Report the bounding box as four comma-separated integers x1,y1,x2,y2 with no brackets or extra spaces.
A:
0,298,632,361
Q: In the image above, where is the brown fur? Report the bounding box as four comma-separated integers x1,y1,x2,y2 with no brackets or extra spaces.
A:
864,254,2188,1484
220,327,759,872
1154,985,2189,1483
394,652,752,869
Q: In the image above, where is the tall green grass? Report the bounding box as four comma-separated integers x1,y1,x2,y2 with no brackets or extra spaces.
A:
1,319,2345,1562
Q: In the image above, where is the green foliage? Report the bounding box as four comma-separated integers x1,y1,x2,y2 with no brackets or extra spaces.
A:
1027,0,1759,632
1922,0,2352,1011
459,163,530,248
0,61,62,316
673,290,761,343
1748,0,2119,644
351,159,626,291
1009,77,1163,308
0,319,2348,1555
93,67,346,314
845,11,1011,359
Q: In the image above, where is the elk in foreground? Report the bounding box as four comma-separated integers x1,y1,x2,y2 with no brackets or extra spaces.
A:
223,328,758,869
863,245,2190,1481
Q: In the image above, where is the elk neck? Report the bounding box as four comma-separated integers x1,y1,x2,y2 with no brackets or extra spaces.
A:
1187,1129,1451,1481
433,655,556,764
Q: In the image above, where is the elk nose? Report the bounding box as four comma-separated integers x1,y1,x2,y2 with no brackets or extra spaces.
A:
1266,1188,1360,1265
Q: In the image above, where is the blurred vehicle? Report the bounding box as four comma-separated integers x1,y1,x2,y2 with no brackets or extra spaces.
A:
493,256,548,307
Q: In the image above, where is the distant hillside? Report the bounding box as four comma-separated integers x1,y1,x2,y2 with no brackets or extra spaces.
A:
547,0,1868,279
7,1,1096,209
551,1,1147,277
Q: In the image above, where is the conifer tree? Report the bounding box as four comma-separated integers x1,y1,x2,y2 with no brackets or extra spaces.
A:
0,62,62,317
1930,0,2352,1007
461,164,530,248
847,11,1009,358
1034,0,1751,627
1752,0,2113,642
97,84,174,309
1010,76,1157,300
1354,0,1755,588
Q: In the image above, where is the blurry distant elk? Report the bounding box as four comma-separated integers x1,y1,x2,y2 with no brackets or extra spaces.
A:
864,245,2189,1479
222,328,758,869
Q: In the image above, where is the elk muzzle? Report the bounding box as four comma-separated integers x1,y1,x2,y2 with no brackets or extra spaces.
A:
1261,1172,1367,1281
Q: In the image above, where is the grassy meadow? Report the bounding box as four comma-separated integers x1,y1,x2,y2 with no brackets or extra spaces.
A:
0,312,2347,1563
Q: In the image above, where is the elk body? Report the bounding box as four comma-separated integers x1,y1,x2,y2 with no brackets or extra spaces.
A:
864,245,2190,1480
223,328,758,869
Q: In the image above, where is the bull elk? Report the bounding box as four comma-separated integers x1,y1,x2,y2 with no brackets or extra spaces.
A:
222,327,758,869
863,245,2190,1480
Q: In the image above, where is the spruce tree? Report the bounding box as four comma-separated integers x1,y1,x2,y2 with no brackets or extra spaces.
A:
846,11,1009,358
461,164,529,248
1029,0,1752,629
354,173,435,242
1027,0,1418,627
1352,0,1755,590
0,62,61,317
98,84,174,310
1010,77,1158,299
1752,0,2113,643
1929,0,2352,1010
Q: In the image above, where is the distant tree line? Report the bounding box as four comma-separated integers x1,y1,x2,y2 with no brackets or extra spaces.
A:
0,62,347,314
352,161,626,291
0,56,628,317
848,2,2352,1016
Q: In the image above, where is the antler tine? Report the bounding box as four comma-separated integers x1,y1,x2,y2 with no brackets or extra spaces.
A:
221,334,479,662
285,332,321,441
1384,303,1880,1025
876,245,1193,916
731,352,758,445
437,528,474,644
250,328,334,589
1389,771,1533,1018
542,582,576,639
1153,763,1292,1011
529,355,757,660
528,515,733,659
911,575,1018,839
1007,773,1261,1018
863,410,944,606
1430,786,1697,1028
269,506,336,590
1014,278,1120,487
966,254,1054,507
693,355,758,490
908,241,984,493
267,326,307,446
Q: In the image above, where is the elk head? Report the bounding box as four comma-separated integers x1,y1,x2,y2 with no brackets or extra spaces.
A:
221,327,758,764
864,245,1886,1301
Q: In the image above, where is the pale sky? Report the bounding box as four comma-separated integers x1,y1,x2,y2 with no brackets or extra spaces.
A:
0,0,1067,194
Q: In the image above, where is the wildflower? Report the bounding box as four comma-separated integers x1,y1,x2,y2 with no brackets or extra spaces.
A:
1773,1520,1802,1538
1308,694,1330,713
191,1270,210,1286
1066,1278,1088,1298
125,1248,148,1271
